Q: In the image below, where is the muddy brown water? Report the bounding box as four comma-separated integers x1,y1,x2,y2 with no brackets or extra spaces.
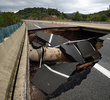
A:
29,28,105,100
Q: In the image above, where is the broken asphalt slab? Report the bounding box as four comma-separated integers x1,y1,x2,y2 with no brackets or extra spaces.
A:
31,62,78,94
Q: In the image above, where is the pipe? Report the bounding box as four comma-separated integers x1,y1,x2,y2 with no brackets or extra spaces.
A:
29,44,68,62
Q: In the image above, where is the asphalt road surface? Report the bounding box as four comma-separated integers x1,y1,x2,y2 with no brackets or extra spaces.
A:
26,20,110,100
25,20,75,30
51,34,110,100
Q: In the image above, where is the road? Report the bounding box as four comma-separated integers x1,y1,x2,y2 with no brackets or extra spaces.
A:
25,20,110,100
25,20,74,30
52,34,110,100
25,20,110,32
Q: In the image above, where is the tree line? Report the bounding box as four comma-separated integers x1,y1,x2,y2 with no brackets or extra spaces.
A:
17,7,110,21
16,7,70,20
72,10,110,21
0,12,21,28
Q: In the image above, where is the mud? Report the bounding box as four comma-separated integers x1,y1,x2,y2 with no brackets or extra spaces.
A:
30,83,46,100
40,28,104,41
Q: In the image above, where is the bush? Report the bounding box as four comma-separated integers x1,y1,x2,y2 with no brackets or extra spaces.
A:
0,12,21,27
100,14,108,21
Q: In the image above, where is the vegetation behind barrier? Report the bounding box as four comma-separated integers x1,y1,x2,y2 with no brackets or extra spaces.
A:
0,11,22,43
0,12,22,28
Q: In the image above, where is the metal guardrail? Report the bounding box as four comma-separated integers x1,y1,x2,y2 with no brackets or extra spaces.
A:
0,22,22,43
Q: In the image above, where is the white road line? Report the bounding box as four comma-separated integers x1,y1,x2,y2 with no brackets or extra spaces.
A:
106,38,110,40
73,45,82,55
93,63,110,78
34,24,41,29
48,34,53,46
90,43,96,51
44,64,69,78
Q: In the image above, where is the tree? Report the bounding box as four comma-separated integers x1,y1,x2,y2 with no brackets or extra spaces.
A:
72,11,83,21
95,15,101,21
0,12,21,27
2,12,14,26
100,14,108,21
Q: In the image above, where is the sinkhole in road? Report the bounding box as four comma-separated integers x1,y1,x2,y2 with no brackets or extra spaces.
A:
28,27,105,100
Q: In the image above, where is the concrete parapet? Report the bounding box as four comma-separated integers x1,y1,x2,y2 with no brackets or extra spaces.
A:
68,22,110,34
0,23,27,100
13,25,30,100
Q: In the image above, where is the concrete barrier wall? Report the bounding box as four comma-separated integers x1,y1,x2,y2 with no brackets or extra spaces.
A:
13,25,30,100
0,23,27,100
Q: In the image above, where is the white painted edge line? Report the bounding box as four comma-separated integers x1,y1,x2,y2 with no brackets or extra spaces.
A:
44,64,69,78
34,24,41,29
90,43,96,51
54,37,96,48
39,47,43,68
93,63,110,78
106,38,110,40
48,34,53,46
73,45,82,55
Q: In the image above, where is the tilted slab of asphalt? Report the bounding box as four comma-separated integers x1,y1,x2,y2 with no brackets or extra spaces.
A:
50,34,110,100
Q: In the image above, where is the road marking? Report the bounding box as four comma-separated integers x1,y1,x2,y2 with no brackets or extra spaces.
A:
90,43,96,51
73,45,82,55
48,34,53,46
44,64,69,78
93,63,110,78
34,24,41,29
106,38,110,40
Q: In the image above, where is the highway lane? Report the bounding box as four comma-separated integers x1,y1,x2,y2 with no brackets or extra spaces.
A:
25,20,74,30
26,20,110,100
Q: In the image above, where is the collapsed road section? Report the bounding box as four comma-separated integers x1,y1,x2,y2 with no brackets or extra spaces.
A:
28,27,104,100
